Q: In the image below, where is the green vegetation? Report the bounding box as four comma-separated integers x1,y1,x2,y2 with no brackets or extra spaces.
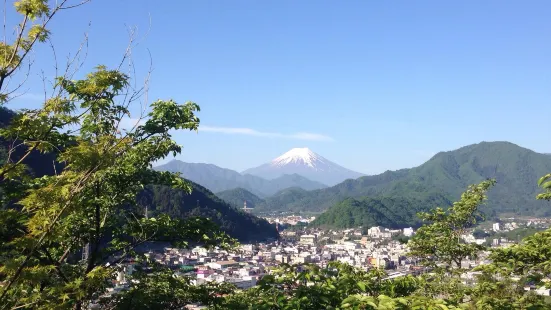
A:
0,60,240,308
472,228,490,239
309,194,451,229
216,187,264,209
140,184,278,242
0,1,243,306
216,262,426,309
282,221,308,231
254,141,551,219
212,180,551,309
0,108,278,244
2,1,551,309
409,180,495,270
490,227,545,242
392,234,410,244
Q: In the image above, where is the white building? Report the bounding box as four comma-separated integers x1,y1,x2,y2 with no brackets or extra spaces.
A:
492,223,500,231
209,260,239,270
300,234,317,245
403,227,414,237
367,227,382,237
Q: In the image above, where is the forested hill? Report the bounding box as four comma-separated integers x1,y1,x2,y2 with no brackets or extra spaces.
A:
0,108,278,242
138,183,278,242
255,141,551,217
216,188,263,209
309,194,452,229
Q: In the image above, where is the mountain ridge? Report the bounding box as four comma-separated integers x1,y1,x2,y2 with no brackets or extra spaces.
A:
254,141,551,217
154,160,327,197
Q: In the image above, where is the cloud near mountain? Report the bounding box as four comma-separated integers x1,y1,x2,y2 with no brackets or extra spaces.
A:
199,125,334,141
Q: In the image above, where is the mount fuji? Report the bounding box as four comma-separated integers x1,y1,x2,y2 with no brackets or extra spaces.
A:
242,148,365,186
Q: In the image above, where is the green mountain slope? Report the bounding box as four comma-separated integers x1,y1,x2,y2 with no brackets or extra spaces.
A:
154,160,327,197
216,188,263,209
256,142,551,216
138,183,278,242
310,194,452,229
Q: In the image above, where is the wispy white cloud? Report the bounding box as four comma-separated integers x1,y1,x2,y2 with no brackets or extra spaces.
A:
200,126,334,142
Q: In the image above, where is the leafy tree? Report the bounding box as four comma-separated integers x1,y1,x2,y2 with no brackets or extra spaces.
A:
100,258,236,310
409,179,495,270
537,173,551,201
0,0,89,103
471,228,489,239
392,234,410,245
461,174,551,309
214,177,551,309
0,65,235,309
406,180,495,305
216,262,421,310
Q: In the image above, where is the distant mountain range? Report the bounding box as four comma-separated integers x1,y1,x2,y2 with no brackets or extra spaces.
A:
158,141,551,230
243,148,365,186
251,142,551,220
154,160,328,197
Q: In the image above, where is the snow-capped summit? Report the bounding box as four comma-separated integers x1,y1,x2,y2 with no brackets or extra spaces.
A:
243,148,364,186
271,147,323,168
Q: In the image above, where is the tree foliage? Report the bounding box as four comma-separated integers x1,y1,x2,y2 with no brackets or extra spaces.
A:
409,179,495,269
0,65,235,309
213,178,551,309
0,0,90,103
215,262,427,310
139,184,278,242
2,1,551,309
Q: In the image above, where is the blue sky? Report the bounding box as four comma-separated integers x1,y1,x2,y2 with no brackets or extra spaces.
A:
7,0,551,174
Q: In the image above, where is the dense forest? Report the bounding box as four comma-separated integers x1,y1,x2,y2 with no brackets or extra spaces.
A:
216,187,263,209
138,184,278,242
309,193,452,229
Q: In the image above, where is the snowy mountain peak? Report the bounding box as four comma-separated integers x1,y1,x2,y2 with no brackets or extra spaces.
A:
243,148,364,186
271,148,323,169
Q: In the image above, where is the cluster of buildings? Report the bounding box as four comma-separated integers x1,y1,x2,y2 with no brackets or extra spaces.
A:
263,214,316,226
462,218,551,246
97,218,551,309
104,225,424,299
